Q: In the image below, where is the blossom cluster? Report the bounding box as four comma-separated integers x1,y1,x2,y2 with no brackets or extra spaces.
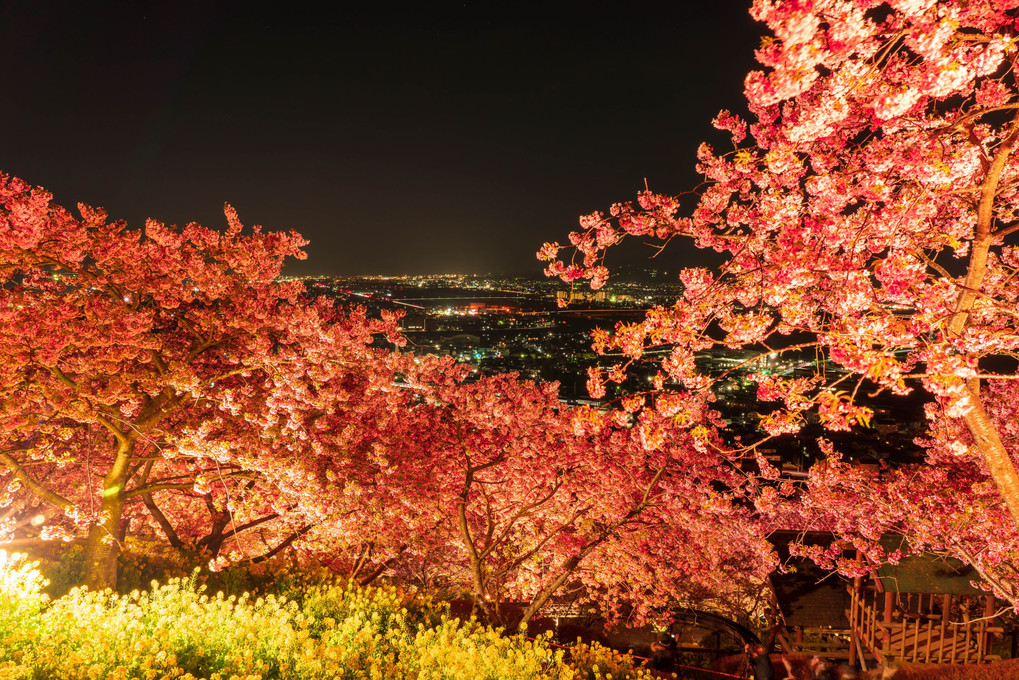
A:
538,0,1019,607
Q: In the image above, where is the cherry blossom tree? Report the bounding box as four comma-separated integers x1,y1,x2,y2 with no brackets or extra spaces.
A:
0,171,777,622
541,0,1019,604
306,372,776,627
791,378,1019,605
0,172,407,589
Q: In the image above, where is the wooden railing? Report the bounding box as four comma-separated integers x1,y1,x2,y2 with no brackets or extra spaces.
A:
848,587,1001,665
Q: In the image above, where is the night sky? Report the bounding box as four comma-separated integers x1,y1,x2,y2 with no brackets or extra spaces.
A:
0,1,762,276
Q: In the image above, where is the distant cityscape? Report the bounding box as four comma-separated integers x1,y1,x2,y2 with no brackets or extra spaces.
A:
284,272,679,399
286,273,928,474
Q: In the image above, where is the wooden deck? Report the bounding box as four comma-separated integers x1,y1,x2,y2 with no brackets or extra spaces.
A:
848,586,1002,665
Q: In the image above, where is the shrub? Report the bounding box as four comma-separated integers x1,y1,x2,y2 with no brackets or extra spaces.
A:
0,559,660,680
566,640,662,680
0,551,49,674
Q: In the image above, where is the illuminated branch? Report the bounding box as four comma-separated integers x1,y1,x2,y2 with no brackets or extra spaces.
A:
0,451,73,511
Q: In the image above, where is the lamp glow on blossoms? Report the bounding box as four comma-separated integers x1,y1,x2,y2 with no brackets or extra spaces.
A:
0,172,415,590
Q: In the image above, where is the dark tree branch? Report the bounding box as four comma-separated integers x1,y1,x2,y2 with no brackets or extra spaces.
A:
141,493,184,550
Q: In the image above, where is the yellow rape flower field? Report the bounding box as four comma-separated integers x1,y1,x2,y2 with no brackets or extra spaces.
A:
0,552,661,680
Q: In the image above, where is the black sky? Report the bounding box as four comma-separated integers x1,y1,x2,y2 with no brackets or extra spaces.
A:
0,1,762,276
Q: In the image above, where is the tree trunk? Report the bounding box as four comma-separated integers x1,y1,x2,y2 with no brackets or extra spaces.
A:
456,467,497,624
517,554,583,626
358,545,407,586
83,487,124,590
962,386,1019,528
949,121,1019,531
83,440,132,591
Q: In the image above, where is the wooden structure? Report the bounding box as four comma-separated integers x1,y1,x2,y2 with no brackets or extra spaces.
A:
769,532,855,660
847,540,1003,666
769,532,1006,668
